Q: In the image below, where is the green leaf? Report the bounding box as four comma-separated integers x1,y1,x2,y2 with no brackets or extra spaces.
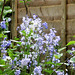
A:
44,69,54,74
70,56,75,63
0,65,5,67
0,69,2,74
67,41,75,46
27,0,31,1
54,53,63,59
0,34,3,38
67,50,73,53
4,6,11,10
63,63,69,66
14,37,19,41
3,68,14,75
8,51,14,60
58,47,66,52
45,61,62,66
55,63,62,66
0,59,5,65
45,61,55,65
19,1,24,3
73,35,75,37
8,48,17,51
3,31,10,33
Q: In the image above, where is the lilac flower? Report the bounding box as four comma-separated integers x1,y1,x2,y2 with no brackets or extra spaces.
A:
8,18,11,22
51,65,54,68
16,14,61,75
72,47,75,50
21,56,30,67
56,71,64,75
2,54,6,59
14,69,21,75
1,38,11,48
33,66,43,75
72,63,75,69
21,36,25,41
20,23,26,30
3,56,11,61
33,60,38,66
17,26,19,30
0,20,6,29
42,22,48,29
33,14,38,19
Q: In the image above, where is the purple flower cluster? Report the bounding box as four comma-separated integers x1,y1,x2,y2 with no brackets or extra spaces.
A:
0,20,6,29
33,66,43,75
14,69,21,75
0,18,11,29
16,14,61,74
0,37,11,60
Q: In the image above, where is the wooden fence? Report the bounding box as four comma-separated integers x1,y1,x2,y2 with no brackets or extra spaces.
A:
11,0,75,61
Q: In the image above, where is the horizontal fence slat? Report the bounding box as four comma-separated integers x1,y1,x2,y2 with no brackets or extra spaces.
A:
67,4,75,19
17,4,75,22
67,0,75,4
18,0,75,8
67,35,75,43
18,5,62,20
18,0,61,8
67,19,75,35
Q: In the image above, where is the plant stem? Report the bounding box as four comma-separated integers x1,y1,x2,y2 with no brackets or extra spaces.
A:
0,0,6,21
23,0,28,15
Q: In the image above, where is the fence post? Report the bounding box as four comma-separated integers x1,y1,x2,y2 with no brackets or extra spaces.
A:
61,0,67,71
11,0,17,39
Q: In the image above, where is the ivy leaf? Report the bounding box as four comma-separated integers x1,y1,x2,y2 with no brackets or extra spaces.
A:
67,41,75,46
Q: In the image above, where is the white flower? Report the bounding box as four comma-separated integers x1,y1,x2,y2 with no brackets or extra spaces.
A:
3,56,11,61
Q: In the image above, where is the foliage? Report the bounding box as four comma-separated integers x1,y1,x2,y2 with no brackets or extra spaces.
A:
0,0,12,20
0,0,75,75
0,14,68,75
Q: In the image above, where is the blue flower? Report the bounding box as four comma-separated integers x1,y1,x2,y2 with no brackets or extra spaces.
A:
0,21,6,29
14,69,21,75
33,14,38,19
33,66,43,75
42,22,48,29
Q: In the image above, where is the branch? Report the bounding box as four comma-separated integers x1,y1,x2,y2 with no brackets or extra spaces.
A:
23,0,28,15
0,0,6,21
